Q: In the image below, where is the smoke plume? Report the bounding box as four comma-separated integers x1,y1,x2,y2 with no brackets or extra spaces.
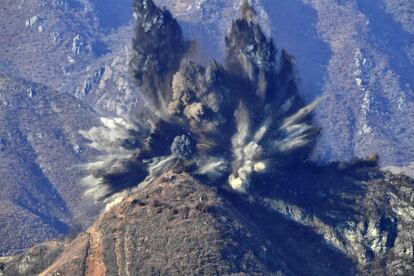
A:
81,0,319,202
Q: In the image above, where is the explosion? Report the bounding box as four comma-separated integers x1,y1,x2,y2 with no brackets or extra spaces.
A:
81,0,319,202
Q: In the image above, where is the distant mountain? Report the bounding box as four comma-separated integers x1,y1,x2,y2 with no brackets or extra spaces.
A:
0,72,100,255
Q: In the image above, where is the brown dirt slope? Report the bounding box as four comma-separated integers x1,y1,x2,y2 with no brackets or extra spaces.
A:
2,172,291,275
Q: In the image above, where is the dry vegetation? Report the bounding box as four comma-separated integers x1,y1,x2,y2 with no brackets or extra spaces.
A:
0,73,100,256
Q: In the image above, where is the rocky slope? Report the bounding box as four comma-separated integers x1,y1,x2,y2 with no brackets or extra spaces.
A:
2,166,413,275
1,173,291,275
0,72,101,256
0,0,138,115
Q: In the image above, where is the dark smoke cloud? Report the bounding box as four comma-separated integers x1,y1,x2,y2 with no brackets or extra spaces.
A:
129,0,190,118
81,0,320,203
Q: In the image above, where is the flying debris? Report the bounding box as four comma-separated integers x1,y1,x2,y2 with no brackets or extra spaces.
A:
81,0,320,203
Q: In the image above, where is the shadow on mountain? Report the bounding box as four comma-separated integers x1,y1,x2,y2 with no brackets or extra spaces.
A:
91,0,133,32
358,0,414,90
258,162,372,227
263,0,331,102
8,124,71,235
222,186,358,275
13,199,69,235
